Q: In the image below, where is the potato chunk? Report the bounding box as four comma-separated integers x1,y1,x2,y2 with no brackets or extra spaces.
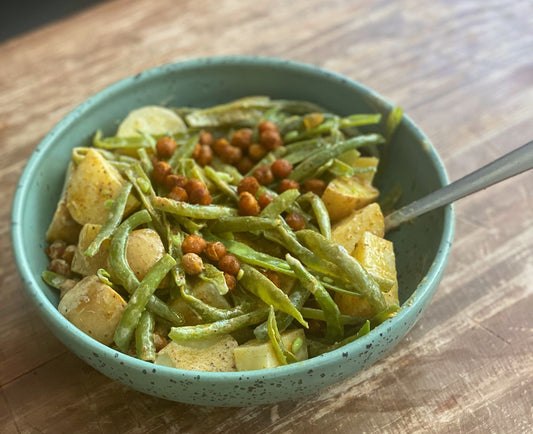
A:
66,149,138,225
116,106,186,138
321,176,379,222
335,231,399,317
71,224,110,276
351,156,379,184
46,196,82,244
331,202,384,254
126,228,165,281
155,335,238,372
234,329,307,371
58,275,126,345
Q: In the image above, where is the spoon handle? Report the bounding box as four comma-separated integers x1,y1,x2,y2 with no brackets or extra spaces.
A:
384,140,533,232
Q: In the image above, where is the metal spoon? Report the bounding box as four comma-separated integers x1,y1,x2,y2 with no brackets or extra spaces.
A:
384,140,533,232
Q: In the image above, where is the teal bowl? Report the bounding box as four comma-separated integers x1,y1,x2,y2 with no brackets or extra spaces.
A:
11,57,454,406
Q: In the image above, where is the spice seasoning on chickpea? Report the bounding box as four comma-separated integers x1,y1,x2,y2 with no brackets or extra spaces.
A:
189,187,212,205
247,143,267,162
182,235,207,254
258,192,275,209
238,192,260,216
205,241,227,262
278,178,300,193
285,212,306,231
303,178,327,196
195,145,213,166
236,156,254,174
218,254,241,276
199,131,214,146
156,136,177,159
271,159,293,179
257,120,278,133
153,161,173,185
168,186,188,202
219,145,242,164
224,273,237,291
237,176,260,196
260,129,283,150
182,253,204,275
184,178,206,195
253,165,275,185
213,138,230,155
231,128,253,149
165,174,187,191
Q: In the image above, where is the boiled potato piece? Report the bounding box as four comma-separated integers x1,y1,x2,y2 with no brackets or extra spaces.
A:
331,203,384,254
155,335,238,372
126,228,165,281
116,106,186,138
46,196,81,244
58,275,126,345
71,224,110,276
335,231,399,317
352,156,379,185
234,329,307,371
321,176,379,222
66,149,138,225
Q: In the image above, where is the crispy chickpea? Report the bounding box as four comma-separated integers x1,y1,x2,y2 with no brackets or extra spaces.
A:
231,128,253,150
278,178,300,193
182,234,207,254
237,176,260,196
236,156,254,174
184,178,206,195
199,131,214,146
253,165,274,185
219,145,242,165
205,241,227,262
191,142,202,159
182,253,204,275
258,192,274,209
62,245,76,264
153,161,173,185
258,120,278,134
247,143,267,162
165,174,187,190
264,270,281,287
303,178,327,196
156,136,177,159
218,254,240,276
168,186,188,202
271,158,293,178
189,187,212,205
260,129,283,150
224,273,237,291
46,239,66,260
153,332,168,352
48,258,70,276
213,138,230,155
285,212,306,231
195,144,213,166
238,191,260,216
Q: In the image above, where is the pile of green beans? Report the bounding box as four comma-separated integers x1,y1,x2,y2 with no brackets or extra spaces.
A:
43,96,403,369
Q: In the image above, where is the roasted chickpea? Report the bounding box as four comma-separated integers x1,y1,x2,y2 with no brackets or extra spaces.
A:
260,129,283,150
156,136,177,159
237,176,260,196
182,234,207,254
231,128,253,150
258,192,274,209
213,138,230,155
253,165,274,185
165,174,187,190
46,239,66,260
247,143,267,162
199,131,214,146
205,241,227,262
285,212,306,231
189,187,212,205
236,156,254,174
278,178,300,193
48,258,70,276
258,120,278,134
224,273,237,291
153,332,168,352
182,253,204,275
62,245,76,264
238,191,260,216
218,254,240,276
264,270,281,287
153,161,173,185
168,186,188,202
271,158,293,178
194,144,213,166
303,178,327,196
219,145,242,164
184,178,206,195
191,142,202,159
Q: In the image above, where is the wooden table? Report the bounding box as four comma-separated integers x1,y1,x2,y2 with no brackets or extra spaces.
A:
1,1,532,432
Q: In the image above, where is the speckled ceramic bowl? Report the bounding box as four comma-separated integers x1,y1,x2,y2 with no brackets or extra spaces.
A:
12,57,454,406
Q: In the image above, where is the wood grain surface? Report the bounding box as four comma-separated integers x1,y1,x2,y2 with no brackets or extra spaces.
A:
1,0,532,432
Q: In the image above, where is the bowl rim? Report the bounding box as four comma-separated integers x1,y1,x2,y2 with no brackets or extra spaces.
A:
11,55,455,383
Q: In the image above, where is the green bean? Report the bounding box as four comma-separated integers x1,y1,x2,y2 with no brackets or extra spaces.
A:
137,147,153,176
327,159,377,178
180,286,249,322
260,189,301,218
168,133,200,169
296,230,387,313
84,183,133,257
204,166,239,202
297,192,331,239
209,160,243,184
211,216,281,233
254,284,310,342
289,133,384,182
41,270,75,290
300,307,367,326
93,130,155,152
267,306,298,365
114,253,176,352
286,254,343,342
376,106,402,182
206,235,295,276
331,320,371,350
135,310,156,362
146,297,184,326
370,304,400,327
245,151,279,177
152,196,237,219
168,308,269,341
239,264,307,328
199,263,230,295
